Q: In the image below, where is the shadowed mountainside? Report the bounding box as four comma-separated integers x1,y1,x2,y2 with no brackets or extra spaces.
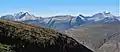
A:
65,23,120,52
0,19,92,52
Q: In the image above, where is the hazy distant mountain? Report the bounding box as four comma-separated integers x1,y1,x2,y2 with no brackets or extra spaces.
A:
1,15,16,21
85,11,117,21
1,11,39,21
0,11,120,31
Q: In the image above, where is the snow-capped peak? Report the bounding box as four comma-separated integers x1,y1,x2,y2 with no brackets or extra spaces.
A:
14,11,37,21
20,10,28,14
20,11,30,15
78,14,86,21
17,11,27,16
102,11,114,18
88,11,115,21
78,14,84,17
103,11,110,14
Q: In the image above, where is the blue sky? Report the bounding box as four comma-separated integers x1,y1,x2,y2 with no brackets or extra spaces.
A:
0,0,119,17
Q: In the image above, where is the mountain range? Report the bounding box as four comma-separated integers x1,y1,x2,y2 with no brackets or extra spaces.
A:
1,11,120,32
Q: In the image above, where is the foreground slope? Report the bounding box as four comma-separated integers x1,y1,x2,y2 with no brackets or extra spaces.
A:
65,23,120,52
0,19,92,52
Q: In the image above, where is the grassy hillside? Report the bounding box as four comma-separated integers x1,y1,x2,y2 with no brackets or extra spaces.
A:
65,23,120,52
0,19,92,52
0,43,13,52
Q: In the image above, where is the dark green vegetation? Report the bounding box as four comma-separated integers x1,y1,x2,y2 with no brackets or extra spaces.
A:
65,23,120,52
0,19,92,52
0,43,14,52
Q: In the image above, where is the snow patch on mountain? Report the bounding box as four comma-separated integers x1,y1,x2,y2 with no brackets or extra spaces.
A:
14,12,38,21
